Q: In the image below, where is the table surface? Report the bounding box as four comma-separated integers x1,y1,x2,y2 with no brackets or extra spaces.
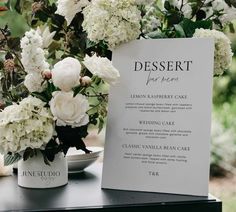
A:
0,163,221,212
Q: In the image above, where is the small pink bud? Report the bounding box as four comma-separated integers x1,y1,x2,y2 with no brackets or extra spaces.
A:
4,59,15,73
32,2,44,13
42,70,52,80
0,101,5,110
80,76,92,86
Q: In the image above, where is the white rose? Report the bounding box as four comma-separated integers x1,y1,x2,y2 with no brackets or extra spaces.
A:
56,0,90,25
83,54,120,85
50,91,89,128
24,73,46,93
52,57,81,92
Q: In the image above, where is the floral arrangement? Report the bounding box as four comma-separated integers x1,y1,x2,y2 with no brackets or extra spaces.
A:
0,0,235,165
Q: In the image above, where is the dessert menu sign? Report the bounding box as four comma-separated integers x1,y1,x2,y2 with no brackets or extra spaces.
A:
102,38,214,196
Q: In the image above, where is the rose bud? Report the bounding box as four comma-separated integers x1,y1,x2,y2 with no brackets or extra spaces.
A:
32,2,44,13
0,101,5,110
4,59,15,73
80,76,92,87
42,70,52,80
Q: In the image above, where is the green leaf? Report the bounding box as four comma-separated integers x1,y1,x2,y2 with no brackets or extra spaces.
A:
43,139,62,164
42,153,51,166
166,11,183,26
180,19,212,37
73,86,85,96
89,112,98,125
5,52,13,59
231,0,236,7
174,24,186,38
213,18,223,29
7,37,21,51
32,92,48,103
98,117,104,134
78,125,89,138
86,40,97,49
94,77,102,85
23,147,35,161
0,61,4,69
35,10,49,22
225,0,236,7
164,1,171,10
4,0,12,11
229,22,235,33
196,10,206,21
14,0,21,13
5,0,11,10
4,153,22,166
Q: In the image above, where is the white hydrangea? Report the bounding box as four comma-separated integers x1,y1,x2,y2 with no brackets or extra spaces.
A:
135,0,154,5
56,0,90,25
51,57,81,92
83,54,120,85
82,0,141,49
141,4,161,34
50,91,89,128
193,28,233,75
0,96,54,154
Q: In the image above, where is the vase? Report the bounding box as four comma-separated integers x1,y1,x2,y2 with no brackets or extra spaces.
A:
17,152,68,188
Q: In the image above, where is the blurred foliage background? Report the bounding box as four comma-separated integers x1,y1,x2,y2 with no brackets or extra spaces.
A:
1,2,236,212
211,26,236,177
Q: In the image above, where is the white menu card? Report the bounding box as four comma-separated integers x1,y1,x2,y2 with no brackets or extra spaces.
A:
102,38,214,196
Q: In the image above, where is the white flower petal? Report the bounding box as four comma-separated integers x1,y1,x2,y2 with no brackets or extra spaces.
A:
83,54,120,85
56,0,90,25
36,25,56,48
24,73,46,93
51,57,81,92
50,91,89,128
